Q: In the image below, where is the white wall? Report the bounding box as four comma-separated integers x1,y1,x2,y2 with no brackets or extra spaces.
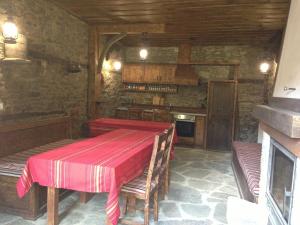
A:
273,0,300,99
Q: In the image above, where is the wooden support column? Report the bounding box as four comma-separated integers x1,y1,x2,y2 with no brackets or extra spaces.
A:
177,43,191,64
87,26,99,120
47,187,59,225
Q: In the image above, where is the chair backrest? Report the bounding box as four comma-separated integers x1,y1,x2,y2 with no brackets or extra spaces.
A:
161,124,175,170
145,132,167,198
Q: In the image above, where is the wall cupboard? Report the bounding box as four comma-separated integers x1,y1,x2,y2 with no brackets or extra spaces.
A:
122,63,197,85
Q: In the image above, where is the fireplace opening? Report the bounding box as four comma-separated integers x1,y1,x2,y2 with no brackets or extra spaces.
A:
267,139,297,225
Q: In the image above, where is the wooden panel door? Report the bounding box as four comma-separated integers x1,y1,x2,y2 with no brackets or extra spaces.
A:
122,64,144,83
206,80,237,151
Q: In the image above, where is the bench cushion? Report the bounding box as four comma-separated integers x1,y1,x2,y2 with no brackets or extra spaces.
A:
232,141,262,197
0,139,75,177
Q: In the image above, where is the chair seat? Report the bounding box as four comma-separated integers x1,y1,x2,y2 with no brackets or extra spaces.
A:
121,175,156,195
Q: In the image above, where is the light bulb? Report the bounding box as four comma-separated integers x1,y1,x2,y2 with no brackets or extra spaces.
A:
2,20,18,43
260,62,270,74
139,48,148,60
113,61,122,71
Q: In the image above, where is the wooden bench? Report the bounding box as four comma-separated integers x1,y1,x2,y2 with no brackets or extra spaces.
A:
0,116,74,220
232,141,262,203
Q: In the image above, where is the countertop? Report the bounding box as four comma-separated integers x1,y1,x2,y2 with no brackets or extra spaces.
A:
117,103,207,115
170,111,207,117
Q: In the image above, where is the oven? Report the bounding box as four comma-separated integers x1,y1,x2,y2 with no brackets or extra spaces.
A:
173,114,196,138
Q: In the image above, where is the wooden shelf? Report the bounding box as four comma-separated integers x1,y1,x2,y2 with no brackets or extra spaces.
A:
122,89,177,94
0,58,31,64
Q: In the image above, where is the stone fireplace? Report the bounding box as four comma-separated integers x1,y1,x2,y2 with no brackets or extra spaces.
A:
253,100,300,225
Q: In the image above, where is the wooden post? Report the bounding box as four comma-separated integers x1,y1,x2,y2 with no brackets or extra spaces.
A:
47,187,59,225
177,43,191,64
87,26,99,120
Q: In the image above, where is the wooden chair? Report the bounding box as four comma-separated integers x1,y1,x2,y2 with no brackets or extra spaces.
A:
142,109,154,121
120,132,167,225
160,124,175,197
143,124,175,198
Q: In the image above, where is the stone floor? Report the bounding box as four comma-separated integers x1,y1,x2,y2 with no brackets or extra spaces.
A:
0,147,240,225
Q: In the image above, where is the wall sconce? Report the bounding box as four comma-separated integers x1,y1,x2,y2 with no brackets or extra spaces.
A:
113,60,122,71
2,17,18,44
139,48,148,60
102,59,111,71
259,62,271,74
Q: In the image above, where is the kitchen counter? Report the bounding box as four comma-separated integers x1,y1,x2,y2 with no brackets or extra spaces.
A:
118,104,207,115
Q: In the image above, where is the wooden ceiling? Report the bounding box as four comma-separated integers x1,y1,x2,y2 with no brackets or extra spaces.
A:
49,0,290,46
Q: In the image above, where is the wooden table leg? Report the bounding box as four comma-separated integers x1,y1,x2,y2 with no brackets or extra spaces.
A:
80,192,95,204
47,187,59,225
127,196,136,213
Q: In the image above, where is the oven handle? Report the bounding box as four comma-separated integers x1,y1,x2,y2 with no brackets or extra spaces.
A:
175,119,196,123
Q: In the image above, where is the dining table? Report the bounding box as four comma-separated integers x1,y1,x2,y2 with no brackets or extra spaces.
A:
88,117,177,158
16,128,159,225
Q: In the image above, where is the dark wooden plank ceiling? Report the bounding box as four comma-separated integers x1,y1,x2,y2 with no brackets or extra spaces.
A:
49,0,290,46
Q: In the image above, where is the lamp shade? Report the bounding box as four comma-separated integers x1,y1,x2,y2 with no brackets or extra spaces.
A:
2,20,18,43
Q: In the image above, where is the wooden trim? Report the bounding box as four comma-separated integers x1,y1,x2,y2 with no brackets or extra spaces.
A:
0,116,71,133
87,26,99,120
232,81,238,145
47,187,59,225
260,122,300,158
97,33,127,74
237,78,264,84
124,61,240,66
96,23,166,34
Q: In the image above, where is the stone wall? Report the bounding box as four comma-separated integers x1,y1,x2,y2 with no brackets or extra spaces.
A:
0,0,88,137
98,45,275,142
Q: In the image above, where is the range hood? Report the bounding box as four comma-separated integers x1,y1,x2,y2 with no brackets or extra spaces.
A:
174,44,199,86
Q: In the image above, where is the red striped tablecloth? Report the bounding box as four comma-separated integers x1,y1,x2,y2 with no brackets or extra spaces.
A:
17,129,157,225
88,118,177,158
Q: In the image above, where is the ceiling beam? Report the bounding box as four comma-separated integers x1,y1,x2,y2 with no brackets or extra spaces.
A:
96,23,166,34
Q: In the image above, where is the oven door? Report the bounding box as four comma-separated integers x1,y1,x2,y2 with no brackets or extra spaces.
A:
175,120,195,137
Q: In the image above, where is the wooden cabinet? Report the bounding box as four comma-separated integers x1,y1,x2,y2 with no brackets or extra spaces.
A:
194,116,206,147
122,64,176,84
159,65,177,84
122,63,198,85
122,64,145,83
144,65,161,83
